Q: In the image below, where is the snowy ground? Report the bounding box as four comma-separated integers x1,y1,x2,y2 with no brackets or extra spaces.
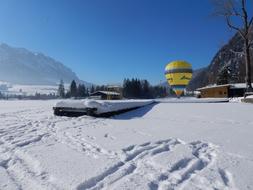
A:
0,99,253,190
0,81,59,96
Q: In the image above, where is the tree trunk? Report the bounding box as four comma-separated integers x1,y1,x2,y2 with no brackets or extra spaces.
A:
241,0,253,93
245,39,253,92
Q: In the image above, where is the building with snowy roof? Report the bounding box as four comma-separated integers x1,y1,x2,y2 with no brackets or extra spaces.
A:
196,83,253,98
89,91,121,100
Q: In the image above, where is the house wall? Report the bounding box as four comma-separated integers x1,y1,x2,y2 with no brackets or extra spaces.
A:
200,86,229,98
106,95,121,100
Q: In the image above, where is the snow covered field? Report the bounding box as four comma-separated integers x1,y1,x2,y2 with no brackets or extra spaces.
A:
0,99,253,190
0,81,59,96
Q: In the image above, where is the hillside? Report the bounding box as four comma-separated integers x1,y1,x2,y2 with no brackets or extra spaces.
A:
0,43,85,85
188,29,253,90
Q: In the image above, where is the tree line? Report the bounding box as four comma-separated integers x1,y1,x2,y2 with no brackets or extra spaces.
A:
58,80,111,98
123,78,168,99
58,79,168,99
57,80,89,98
89,85,107,94
0,79,169,100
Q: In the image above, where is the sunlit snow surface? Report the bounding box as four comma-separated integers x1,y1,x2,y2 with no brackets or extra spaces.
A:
0,99,253,190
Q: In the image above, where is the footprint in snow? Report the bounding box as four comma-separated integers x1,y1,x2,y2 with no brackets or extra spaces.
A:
76,139,236,190
104,133,115,140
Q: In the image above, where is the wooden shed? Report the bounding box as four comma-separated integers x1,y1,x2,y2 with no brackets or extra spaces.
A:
196,83,253,98
197,84,230,98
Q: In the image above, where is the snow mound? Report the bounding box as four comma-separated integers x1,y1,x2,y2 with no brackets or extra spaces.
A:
245,95,253,99
242,95,253,103
229,97,244,103
55,99,155,114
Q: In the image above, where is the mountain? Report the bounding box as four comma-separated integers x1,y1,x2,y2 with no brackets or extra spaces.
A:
188,28,253,90
187,68,209,90
0,43,89,86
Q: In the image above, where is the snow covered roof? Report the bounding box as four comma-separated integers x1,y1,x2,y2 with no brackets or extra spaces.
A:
245,95,253,99
230,83,253,89
90,91,120,96
197,83,253,91
196,84,230,91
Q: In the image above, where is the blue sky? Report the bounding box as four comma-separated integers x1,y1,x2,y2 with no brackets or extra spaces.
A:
0,0,251,85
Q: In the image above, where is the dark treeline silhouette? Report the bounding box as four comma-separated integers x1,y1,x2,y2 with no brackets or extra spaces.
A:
89,85,107,94
58,80,89,98
58,80,112,99
57,79,168,99
123,78,167,99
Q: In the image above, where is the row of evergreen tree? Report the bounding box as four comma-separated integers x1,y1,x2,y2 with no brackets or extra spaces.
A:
123,78,167,99
58,78,168,99
57,80,89,98
89,85,107,94
58,80,110,98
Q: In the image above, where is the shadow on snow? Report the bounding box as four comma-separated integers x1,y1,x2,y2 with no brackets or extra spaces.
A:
112,103,158,120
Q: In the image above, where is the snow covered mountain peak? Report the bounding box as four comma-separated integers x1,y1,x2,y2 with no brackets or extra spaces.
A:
0,43,84,85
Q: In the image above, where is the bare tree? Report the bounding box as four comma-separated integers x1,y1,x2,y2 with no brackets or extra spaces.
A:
212,0,253,93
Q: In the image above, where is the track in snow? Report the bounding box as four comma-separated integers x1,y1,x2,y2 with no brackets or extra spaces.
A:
76,139,237,190
0,102,239,190
0,107,115,190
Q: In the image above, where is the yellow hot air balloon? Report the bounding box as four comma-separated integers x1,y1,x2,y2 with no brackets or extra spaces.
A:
164,61,192,97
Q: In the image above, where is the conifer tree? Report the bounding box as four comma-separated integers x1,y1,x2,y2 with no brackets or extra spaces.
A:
57,79,65,98
77,84,86,97
70,80,77,97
